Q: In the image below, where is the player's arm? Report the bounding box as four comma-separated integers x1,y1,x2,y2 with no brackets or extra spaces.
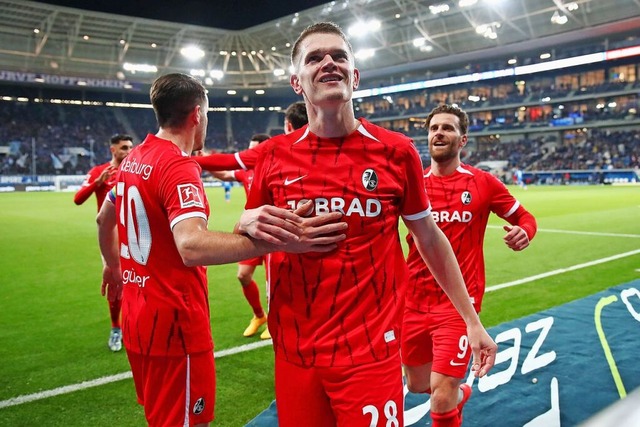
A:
404,215,497,377
172,207,346,266
194,144,264,172
194,153,241,172
96,196,122,300
209,170,236,181
237,201,348,248
74,166,114,205
491,178,538,251
502,207,537,251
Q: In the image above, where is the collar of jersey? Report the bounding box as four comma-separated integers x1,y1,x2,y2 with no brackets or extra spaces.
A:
293,122,380,145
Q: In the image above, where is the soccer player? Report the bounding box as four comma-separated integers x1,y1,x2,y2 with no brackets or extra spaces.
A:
241,22,497,427
96,72,347,427
401,104,537,427
194,100,308,172
208,133,271,338
195,104,308,340
283,100,308,134
74,133,133,352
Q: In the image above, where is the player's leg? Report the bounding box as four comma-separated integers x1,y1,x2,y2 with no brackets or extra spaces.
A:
429,310,472,427
238,259,267,337
401,306,435,393
325,353,404,427
139,351,216,427
108,298,122,352
275,357,335,427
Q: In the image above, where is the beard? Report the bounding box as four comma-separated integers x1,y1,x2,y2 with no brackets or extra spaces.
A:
429,144,458,163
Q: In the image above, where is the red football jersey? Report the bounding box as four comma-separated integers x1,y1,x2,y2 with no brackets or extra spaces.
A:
405,164,535,313
247,119,430,367
74,162,116,210
233,169,254,196
113,134,213,357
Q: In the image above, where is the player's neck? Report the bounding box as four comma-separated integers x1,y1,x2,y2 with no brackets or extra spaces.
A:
156,129,194,155
430,158,460,177
307,105,359,138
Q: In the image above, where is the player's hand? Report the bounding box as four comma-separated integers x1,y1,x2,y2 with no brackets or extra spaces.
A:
97,165,116,186
467,323,497,378
284,215,348,253
503,225,530,251
101,264,122,302
101,279,123,302
237,205,306,245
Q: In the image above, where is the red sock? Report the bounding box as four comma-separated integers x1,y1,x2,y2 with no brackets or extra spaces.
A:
109,299,121,329
431,408,460,427
242,281,264,318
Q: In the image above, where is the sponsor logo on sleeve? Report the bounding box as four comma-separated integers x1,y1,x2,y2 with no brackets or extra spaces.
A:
178,183,204,208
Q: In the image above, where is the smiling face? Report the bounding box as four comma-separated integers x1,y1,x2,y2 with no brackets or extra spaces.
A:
427,113,468,163
290,32,360,108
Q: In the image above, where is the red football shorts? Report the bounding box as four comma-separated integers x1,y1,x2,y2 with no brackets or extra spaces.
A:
275,353,404,427
238,255,264,266
127,350,215,426
401,306,471,378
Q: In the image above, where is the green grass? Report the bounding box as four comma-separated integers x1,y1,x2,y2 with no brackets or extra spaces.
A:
0,185,639,426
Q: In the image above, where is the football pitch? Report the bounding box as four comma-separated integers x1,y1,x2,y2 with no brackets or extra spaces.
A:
0,184,638,426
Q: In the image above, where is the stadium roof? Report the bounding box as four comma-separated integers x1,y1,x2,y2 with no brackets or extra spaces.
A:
1,0,640,96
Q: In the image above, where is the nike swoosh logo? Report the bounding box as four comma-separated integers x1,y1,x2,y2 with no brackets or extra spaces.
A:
450,360,466,366
284,175,307,186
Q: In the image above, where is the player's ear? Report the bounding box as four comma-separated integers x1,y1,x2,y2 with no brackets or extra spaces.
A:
291,74,303,95
460,134,468,147
352,68,360,90
192,105,202,125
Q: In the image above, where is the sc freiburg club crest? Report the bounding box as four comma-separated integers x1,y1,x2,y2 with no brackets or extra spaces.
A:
193,397,205,415
362,168,378,191
461,191,472,205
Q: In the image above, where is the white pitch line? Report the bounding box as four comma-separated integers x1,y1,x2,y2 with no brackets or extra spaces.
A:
486,249,640,292
487,225,640,239
3,239,640,410
0,340,272,409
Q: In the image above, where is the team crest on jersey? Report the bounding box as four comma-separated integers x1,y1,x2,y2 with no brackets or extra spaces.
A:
362,168,378,191
461,191,472,205
193,397,205,415
178,183,204,208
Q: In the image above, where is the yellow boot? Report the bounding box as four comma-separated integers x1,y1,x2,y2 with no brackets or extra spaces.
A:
243,315,267,337
260,327,271,340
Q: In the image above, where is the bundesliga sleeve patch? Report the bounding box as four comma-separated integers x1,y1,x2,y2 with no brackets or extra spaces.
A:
177,183,204,208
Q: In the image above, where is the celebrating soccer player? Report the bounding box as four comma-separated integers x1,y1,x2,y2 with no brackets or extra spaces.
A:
401,104,537,427
238,22,497,427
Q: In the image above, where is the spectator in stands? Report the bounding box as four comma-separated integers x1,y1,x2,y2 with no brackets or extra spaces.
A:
74,133,133,352
402,105,537,427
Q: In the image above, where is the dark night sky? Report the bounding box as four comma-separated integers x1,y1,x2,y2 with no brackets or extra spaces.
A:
39,0,331,30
